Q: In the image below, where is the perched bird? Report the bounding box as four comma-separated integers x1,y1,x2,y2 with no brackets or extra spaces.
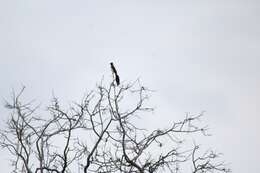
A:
110,62,120,86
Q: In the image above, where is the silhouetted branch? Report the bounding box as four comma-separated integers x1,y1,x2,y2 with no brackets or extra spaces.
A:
0,79,230,173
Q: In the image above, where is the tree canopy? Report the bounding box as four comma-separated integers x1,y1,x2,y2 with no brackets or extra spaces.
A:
0,78,230,173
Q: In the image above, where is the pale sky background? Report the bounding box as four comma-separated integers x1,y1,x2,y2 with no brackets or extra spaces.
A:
0,0,259,172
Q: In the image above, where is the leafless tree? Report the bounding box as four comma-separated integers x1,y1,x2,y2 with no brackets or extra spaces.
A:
0,79,230,173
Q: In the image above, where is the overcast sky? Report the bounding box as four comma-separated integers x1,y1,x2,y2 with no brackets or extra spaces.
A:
0,0,259,172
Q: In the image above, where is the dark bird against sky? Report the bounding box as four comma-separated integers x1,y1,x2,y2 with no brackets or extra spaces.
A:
110,62,120,86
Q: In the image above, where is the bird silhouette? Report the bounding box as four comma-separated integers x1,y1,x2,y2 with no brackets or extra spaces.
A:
110,62,120,86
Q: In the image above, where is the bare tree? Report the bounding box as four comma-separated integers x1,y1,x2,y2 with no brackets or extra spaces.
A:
0,78,230,173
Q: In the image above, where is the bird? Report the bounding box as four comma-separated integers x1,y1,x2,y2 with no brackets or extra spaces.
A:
110,62,120,86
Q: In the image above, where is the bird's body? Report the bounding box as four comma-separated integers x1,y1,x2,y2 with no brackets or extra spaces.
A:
110,62,120,86
115,74,120,86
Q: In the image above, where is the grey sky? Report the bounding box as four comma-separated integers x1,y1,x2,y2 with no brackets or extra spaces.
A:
0,0,259,172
